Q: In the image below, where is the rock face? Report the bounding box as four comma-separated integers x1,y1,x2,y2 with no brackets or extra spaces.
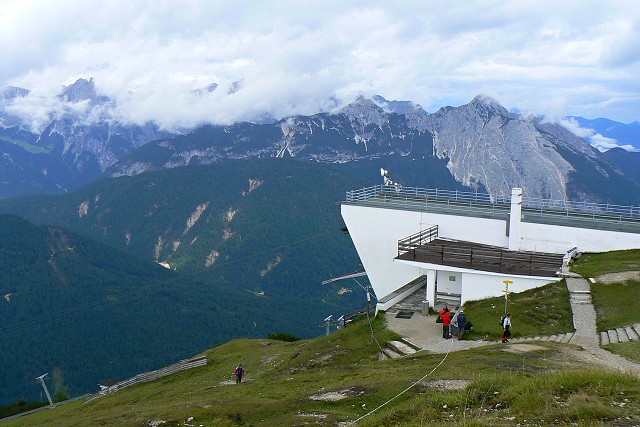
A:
106,96,433,177
426,95,595,200
108,94,637,203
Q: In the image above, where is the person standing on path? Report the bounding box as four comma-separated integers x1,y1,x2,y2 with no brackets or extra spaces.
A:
450,307,461,339
457,310,467,340
234,363,245,384
502,313,512,343
442,309,452,338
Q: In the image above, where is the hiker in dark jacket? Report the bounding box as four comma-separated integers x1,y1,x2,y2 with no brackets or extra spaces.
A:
234,363,245,384
457,311,467,340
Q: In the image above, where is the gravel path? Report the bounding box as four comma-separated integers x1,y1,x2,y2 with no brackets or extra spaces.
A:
565,276,640,376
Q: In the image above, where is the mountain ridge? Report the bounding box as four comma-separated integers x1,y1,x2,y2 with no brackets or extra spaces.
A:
2,79,640,204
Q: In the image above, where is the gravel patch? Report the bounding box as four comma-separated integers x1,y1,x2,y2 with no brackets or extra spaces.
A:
595,271,640,284
501,343,547,353
420,379,470,391
308,387,366,401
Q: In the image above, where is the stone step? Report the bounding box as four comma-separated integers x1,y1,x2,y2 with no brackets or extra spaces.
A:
626,326,639,341
380,347,404,360
401,338,422,351
600,325,640,344
616,327,630,342
560,332,574,343
387,340,417,356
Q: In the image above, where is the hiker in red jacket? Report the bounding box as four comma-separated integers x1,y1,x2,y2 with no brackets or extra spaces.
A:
442,310,452,338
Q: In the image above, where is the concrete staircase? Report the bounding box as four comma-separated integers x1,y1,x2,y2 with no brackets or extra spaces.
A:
600,324,640,345
504,332,575,344
379,340,420,360
390,286,427,313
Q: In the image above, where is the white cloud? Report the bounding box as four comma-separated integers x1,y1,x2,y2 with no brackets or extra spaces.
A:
558,117,638,152
1,0,640,129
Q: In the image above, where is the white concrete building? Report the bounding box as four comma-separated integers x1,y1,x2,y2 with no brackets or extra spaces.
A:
341,185,640,313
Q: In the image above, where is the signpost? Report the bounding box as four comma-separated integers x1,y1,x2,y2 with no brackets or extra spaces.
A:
502,280,513,316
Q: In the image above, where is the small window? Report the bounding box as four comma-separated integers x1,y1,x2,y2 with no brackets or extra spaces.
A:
449,276,456,282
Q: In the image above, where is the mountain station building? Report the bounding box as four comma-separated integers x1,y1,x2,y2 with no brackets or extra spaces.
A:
341,183,640,313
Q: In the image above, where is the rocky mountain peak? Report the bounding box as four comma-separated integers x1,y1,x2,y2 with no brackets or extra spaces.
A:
59,78,100,103
469,94,510,117
372,95,415,115
228,80,244,95
0,86,30,102
338,96,388,130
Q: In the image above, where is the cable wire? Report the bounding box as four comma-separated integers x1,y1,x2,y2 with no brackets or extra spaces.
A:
351,337,455,424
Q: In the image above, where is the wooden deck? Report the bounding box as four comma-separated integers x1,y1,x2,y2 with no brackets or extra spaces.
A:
396,239,563,277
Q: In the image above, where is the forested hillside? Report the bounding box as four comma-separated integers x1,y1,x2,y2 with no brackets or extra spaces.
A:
0,215,271,404
0,159,374,404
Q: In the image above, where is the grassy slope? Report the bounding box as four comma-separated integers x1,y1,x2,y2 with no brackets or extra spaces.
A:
460,280,573,341
571,251,640,363
5,277,640,426
4,314,639,427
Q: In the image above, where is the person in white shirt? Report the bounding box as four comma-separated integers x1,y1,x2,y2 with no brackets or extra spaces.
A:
502,313,512,343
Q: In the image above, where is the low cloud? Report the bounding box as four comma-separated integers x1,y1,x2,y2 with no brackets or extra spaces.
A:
1,0,640,129
558,117,637,152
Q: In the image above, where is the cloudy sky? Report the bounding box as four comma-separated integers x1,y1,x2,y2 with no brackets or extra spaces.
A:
1,0,639,135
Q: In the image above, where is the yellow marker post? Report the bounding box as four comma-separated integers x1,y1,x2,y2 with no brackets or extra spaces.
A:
502,280,513,316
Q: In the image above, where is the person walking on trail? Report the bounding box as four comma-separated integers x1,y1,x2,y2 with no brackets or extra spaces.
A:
502,313,512,343
234,363,245,384
442,309,452,338
457,310,467,340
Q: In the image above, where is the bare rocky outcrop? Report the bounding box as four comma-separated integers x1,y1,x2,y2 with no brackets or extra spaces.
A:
425,95,596,200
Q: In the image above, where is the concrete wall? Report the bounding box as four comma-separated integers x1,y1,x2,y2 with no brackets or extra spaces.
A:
518,221,640,253
341,204,425,300
423,212,509,247
398,259,556,305
460,270,555,304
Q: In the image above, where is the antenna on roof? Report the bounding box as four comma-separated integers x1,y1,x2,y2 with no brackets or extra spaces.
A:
380,168,402,192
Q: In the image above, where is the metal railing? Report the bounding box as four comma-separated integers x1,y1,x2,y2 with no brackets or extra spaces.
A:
83,355,207,404
345,185,504,204
345,185,640,223
398,225,438,256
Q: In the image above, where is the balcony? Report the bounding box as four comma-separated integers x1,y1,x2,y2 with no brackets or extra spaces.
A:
396,226,564,278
